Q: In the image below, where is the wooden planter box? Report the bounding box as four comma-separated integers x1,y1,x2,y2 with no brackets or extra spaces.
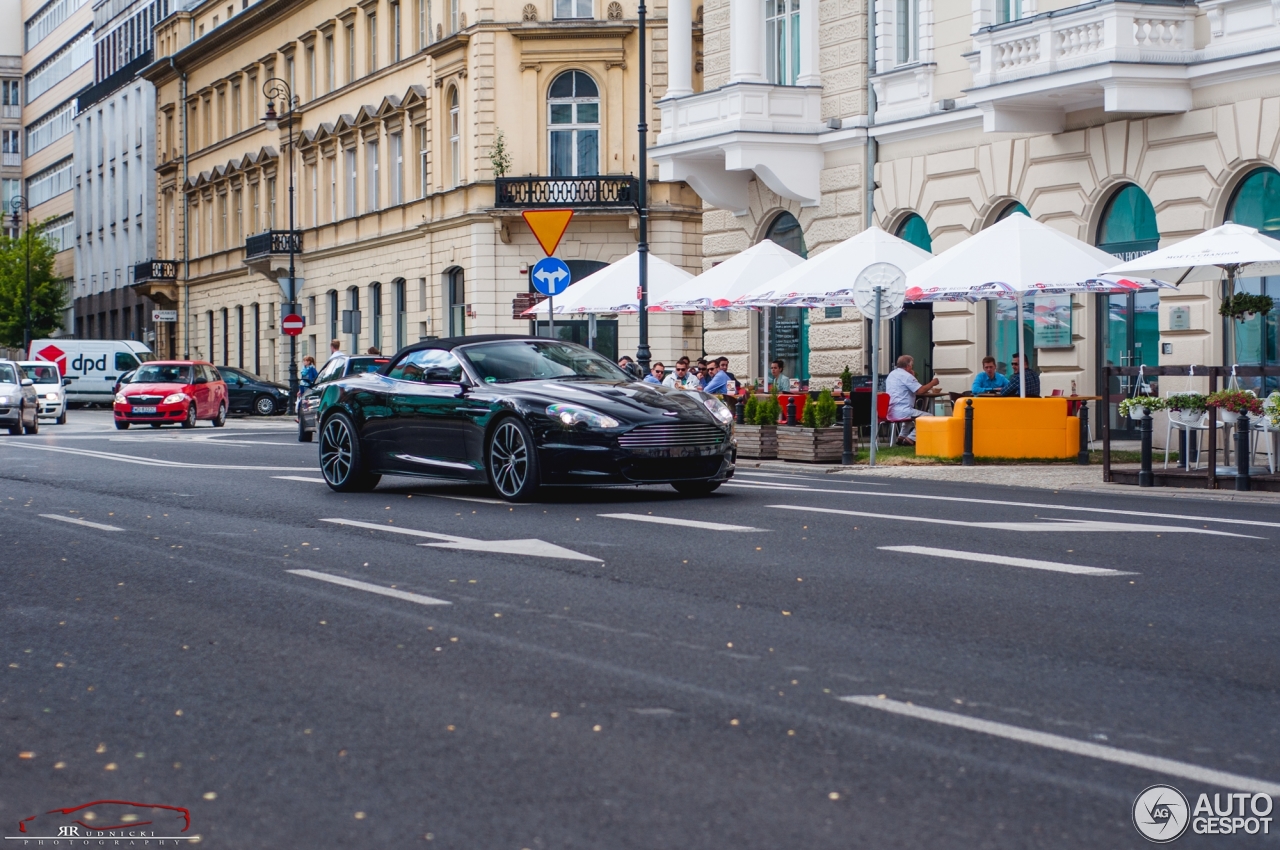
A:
777,426,845,463
735,424,778,459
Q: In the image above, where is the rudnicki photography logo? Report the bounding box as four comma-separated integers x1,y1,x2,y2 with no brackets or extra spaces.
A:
7,800,194,844
1133,785,1275,842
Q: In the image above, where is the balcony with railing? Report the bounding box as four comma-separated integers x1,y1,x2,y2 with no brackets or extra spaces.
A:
967,1,1199,132
130,259,179,306
494,176,639,209
245,230,303,259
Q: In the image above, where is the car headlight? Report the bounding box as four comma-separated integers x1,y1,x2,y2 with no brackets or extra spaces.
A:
546,403,620,429
162,393,189,404
45,392,58,400
0,395,9,405
704,397,734,425
114,393,127,404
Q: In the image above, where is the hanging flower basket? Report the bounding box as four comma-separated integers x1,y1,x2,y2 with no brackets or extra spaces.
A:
1219,293,1275,321
1118,397,1162,421
1263,393,1280,432
1206,389,1263,426
1165,393,1207,425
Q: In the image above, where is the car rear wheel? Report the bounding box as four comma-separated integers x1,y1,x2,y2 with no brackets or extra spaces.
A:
55,410,66,425
115,420,130,430
23,411,38,435
181,404,197,429
319,413,380,492
253,394,277,416
487,418,540,502
212,402,227,427
298,416,313,443
671,481,722,497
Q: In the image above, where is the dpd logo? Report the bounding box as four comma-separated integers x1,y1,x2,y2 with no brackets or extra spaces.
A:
35,344,66,375
1134,784,1190,843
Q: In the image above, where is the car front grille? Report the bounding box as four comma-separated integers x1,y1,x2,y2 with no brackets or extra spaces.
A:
128,395,164,404
617,422,727,450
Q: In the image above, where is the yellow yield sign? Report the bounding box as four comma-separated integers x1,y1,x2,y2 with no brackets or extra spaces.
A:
521,209,575,256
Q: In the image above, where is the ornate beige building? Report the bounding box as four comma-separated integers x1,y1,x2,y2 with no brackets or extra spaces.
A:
140,0,702,383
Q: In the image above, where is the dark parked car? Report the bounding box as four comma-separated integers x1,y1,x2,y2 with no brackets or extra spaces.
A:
297,354,389,442
314,335,735,501
217,366,290,415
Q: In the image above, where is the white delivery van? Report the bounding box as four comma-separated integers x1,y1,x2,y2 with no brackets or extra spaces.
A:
28,339,154,404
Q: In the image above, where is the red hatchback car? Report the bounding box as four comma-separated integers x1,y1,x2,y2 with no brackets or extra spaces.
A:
113,360,229,430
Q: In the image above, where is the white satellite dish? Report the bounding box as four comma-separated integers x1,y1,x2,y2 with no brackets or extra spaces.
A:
853,263,906,321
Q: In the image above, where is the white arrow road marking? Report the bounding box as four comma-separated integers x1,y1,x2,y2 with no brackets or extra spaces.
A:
421,493,528,505
288,569,452,605
841,696,1280,796
598,513,767,532
768,504,1261,538
7,443,314,471
319,517,601,562
40,514,123,532
878,545,1136,576
274,475,326,483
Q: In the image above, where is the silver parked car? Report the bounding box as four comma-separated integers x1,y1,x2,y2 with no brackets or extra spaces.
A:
0,360,39,435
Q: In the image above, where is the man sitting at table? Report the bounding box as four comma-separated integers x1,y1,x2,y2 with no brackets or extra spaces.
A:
885,354,940,446
769,359,792,392
972,356,1011,394
701,358,729,394
1001,353,1041,397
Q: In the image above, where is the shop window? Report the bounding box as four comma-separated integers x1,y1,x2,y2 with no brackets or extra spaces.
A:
1226,167,1280,388
763,213,809,383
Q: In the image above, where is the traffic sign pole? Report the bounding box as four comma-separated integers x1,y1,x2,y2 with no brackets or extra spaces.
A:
870,286,882,468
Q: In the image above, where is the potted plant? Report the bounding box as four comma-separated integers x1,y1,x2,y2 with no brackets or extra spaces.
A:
1263,392,1280,432
735,392,779,459
1118,396,1163,421
1206,388,1263,425
1219,292,1275,321
839,365,853,394
777,389,843,462
1164,392,1207,425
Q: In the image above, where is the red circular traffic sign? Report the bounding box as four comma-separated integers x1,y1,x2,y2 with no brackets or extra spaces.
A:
282,314,305,336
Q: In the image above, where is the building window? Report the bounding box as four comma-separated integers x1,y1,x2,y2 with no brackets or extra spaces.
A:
344,148,357,217
896,212,931,252
268,177,277,228
221,307,229,366
308,162,318,225
418,124,428,197
391,2,402,62
367,140,380,211
1226,168,1280,383
328,289,339,341
25,100,75,156
394,278,407,350
325,34,335,92
418,0,428,48
450,0,459,32
250,182,259,233
765,0,800,85
347,286,360,352
371,281,383,352
25,30,92,103
367,12,378,73
232,82,242,133
346,23,356,83
997,0,1021,24
447,267,465,335
389,132,403,205
218,193,228,249
2,79,19,109
555,0,591,18
548,71,598,177
237,305,245,367
996,201,1028,222
327,154,337,222
895,0,918,65
448,87,461,187
26,157,73,206
234,188,243,243
306,46,316,100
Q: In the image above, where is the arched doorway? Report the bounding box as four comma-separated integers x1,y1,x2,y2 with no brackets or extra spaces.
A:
893,213,933,381
1096,184,1161,434
1227,167,1280,389
762,212,809,384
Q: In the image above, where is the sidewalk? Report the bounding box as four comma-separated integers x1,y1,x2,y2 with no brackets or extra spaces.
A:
737,459,1280,505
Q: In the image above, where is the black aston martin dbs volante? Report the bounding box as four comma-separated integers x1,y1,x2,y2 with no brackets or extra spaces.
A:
315,335,735,501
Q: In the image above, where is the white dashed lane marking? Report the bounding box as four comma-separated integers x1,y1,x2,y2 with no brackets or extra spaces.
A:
273,475,326,483
288,569,452,606
598,513,767,532
842,696,1280,796
39,514,124,532
878,545,1136,577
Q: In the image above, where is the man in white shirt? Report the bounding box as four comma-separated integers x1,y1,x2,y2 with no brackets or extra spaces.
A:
884,354,939,445
325,338,345,363
663,360,699,389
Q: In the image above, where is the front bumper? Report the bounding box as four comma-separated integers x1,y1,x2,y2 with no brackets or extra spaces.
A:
536,426,735,486
37,397,65,417
0,407,20,425
113,402,189,422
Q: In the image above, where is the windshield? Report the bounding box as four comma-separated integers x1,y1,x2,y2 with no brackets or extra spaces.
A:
348,358,389,376
0,364,17,384
132,364,193,384
135,352,156,363
20,364,59,383
462,340,629,384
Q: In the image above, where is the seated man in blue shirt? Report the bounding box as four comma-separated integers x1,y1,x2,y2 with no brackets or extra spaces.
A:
701,358,730,394
972,356,1010,394
1001,353,1041,397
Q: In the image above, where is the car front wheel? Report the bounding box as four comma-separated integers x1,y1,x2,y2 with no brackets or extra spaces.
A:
254,394,277,416
487,417,540,502
55,410,66,425
298,416,313,443
319,413,380,492
181,405,197,429
115,420,130,430
212,402,227,427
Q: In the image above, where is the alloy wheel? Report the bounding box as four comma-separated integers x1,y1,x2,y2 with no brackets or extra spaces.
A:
255,395,276,416
320,417,354,486
489,420,528,498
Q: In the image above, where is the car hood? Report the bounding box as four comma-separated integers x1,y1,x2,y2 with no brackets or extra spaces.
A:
496,379,721,425
123,382,193,395
0,382,21,393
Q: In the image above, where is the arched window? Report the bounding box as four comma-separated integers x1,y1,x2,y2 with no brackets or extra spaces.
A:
370,281,383,354
766,0,800,84
548,71,599,177
347,285,361,353
392,278,407,351
1226,167,1280,378
996,201,1028,222
447,267,466,336
448,86,461,187
1096,184,1159,259
327,289,339,343
765,211,807,257
895,212,931,252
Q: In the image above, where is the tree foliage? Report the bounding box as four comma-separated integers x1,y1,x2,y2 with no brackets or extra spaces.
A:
0,223,65,348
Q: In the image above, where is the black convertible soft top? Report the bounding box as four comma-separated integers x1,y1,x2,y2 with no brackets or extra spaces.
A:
392,335,551,355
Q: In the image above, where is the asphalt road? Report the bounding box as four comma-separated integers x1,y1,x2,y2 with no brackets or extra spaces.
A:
1,410,1277,848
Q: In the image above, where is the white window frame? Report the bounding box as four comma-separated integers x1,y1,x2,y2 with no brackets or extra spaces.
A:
449,88,461,187
345,147,357,217
367,139,380,211
389,131,403,205
764,0,799,86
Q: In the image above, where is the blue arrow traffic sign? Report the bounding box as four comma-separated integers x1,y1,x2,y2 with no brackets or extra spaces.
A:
531,257,572,296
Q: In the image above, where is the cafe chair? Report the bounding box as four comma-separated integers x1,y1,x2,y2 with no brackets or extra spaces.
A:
1163,391,1225,471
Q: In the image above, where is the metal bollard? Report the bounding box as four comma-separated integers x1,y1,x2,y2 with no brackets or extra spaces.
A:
1139,411,1154,487
962,399,974,466
1236,417,1252,491
735,397,745,424
786,397,798,426
842,399,854,465
1179,426,1188,470
1077,401,1089,466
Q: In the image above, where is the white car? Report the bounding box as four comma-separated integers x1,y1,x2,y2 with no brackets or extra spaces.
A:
18,361,69,424
0,360,38,435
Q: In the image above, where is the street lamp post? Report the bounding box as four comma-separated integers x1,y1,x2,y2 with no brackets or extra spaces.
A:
262,78,299,412
9,196,31,353
635,0,651,374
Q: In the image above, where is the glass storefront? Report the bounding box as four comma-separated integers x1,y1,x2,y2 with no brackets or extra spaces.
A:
762,213,809,383
894,213,933,380
986,208,1033,384
1227,167,1280,393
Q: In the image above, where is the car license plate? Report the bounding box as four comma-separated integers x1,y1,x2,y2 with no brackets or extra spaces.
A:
131,406,157,414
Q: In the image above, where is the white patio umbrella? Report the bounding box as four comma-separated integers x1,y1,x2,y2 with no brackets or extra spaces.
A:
1104,222,1280,364
905,213,1176,397
733,227,933,308
648,240,805,312
524,251,694,315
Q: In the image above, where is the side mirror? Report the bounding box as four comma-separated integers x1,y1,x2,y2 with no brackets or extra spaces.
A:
423,366,458,383
62,377,72,386
194,375,208,385
20,378,33,387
